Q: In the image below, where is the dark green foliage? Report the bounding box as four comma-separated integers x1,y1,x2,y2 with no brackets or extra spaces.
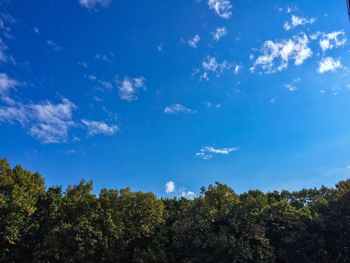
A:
0,160,45,262
1,159,350,262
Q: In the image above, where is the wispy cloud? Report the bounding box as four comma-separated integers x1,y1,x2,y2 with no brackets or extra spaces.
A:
283,15,315,31
156,42,164,52
188,34,200,48
117,76,146,101
283,77,301,92
164,104,195,114
233,64,243,74
317,57,343,74
87,75,114,91
95,53,114,63
77,61,88,68
0,39,15,64
47,40,63,51
0,13,16,33
99,80,113,90
196,55,232,80
211,27,227,41
81,119,119,136
0,98,76,144
195,146,238,160
29,100,76,143
205,102,221,109
207,0,232,19
165,181,175,193
250,33,312,73
0,72,18,95
79,0,111,9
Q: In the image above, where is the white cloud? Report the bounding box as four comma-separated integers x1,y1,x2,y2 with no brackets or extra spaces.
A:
188,34,200,48
165,181,195,198
88,75,97,81
0,104,27,125
212,27,227,41
234,64,243,74
283,77,301,92
0,13,16,34
165,181,175,193
283,15,315,31
250,33,312,73
317,57,343,74
28,99,76,143
164,104,195,114
81,119,119,136
208,0,232,19
79,0,111,9
0,39,15,64
89,75,114,90
99,80,113,90
205,102,221,109
0,98,76,143
202,56,221,71
198,55,232,80
195,146,238,160
0,73,18,95
156,42,164,52
117,76,146,101
318,31,346,52
95,53,114,63
47,40,63,51
78,61,88,68
181,191,196,199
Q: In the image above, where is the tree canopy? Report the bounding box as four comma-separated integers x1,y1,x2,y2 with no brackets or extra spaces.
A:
1,158,350,262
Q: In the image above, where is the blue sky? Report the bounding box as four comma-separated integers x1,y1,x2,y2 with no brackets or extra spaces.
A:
1,0,350,197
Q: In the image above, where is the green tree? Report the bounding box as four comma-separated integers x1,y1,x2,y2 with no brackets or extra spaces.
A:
321,179,350,262
0,159,45,262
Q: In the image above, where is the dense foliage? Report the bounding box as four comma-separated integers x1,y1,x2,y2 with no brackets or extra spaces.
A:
1,159,350,262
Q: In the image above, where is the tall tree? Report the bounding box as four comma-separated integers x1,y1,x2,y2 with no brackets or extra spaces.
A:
0,159,45,262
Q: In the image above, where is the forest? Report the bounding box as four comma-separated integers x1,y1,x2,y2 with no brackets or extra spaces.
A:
1,158,350,263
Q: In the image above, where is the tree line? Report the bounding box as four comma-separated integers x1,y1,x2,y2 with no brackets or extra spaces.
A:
1,158,350,262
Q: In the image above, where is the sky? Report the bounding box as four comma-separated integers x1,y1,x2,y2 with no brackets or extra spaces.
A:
1,0,350,197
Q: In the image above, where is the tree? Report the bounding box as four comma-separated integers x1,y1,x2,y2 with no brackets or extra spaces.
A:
0,159,45,262
2,158,350,262
321,179,350,262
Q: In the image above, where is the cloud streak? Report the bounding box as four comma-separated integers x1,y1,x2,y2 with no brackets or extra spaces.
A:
0,73,18,95
81,119,119,136
195,146,238,160
0,39,15,64
188,34,200,48
164,104,195,114
212,27,227,41
0,98,76,144
283,15,315,31
47,40,63,51
79,0,111,9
